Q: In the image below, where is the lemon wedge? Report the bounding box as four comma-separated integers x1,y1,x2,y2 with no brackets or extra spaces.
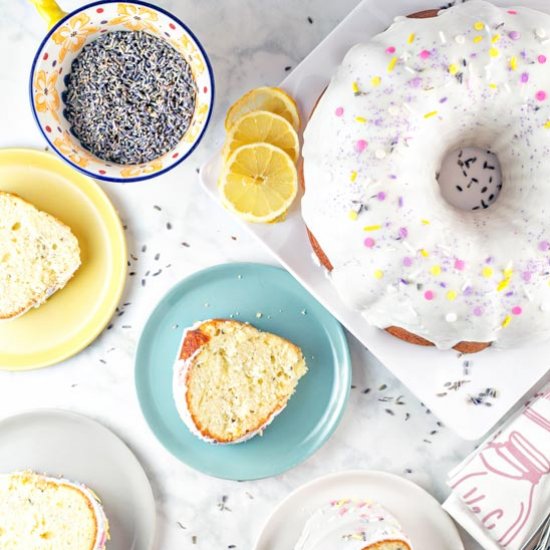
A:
225,87,300,131
223,110,300,163
219,143,298,223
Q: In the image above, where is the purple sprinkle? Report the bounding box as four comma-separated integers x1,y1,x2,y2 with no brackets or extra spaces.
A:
403,257,413,267
508,30,520,40
377,191,387,201
464,286,473,296
521,72,529,83
398,196,404,207
389,174,397,180
439,97,448,103
400,278,409,285
399,227,408,238
485,257,494,264
505,291,514,297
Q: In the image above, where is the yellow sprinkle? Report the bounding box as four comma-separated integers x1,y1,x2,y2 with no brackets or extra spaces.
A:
491,34,500,43
482,266,493,278
497,278,510,291
509,56,518,70
408,33,415,44
473,35,484,43
474,21,485,31
348,210,358,221
352,81,360,93
446,290,457,301
424,111,438,119
387,56,398,72
420,249,429,258
544,120,550,129
371,76,382,87
421,219,430,225
355,116,367,124
502,315,512,328
350,171,358,182
489,47,500,58
448,63,459,75
430,265,442,276
489,83,497,90
503,267,514,278
374,269,384,279
363,224,382,232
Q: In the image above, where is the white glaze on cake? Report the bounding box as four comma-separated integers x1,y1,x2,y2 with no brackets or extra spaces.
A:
294,499,412,549
302,1,550,349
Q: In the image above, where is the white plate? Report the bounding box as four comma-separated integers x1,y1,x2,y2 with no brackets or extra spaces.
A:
0,409,156,550
254,470,464,549
200,0,550,440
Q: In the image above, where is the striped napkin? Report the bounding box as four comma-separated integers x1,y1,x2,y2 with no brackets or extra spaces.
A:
443,385,550,550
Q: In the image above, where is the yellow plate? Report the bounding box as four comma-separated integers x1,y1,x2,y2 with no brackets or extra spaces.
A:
0,149,127,370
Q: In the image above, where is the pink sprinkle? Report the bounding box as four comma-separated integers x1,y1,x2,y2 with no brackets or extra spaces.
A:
419,49,431,59
536,90,547,101
539,240,550,251
522,271,532,282
424,290,435,301
364,237,375,248
403,256,413,267
521,72,529,83
512,306,523,316
473,306,484,317
454,259,465,271
399,227,408,239
377,191,386,201
335,106,344,117
508,30,520,40
539,55,547,64
507,9,517,14
386,46,396,54
355,139,368,152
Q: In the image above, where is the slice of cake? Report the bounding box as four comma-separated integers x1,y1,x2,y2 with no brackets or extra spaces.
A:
0,192,81,320
0,471,110,549
172,319,307,444
295,499,413,550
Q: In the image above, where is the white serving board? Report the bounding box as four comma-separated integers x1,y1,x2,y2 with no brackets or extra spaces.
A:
200,0,550,440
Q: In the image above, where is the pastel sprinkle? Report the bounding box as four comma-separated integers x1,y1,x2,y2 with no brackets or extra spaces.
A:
446,290,457,301
403,256,413,267
502,315,512,328
424,111,438,119
454,259,465,270
512,306,522,316
491,34,500,43
509,56,518,70
363,224,381,231
371,76,381,87
497,278,510,291
419,49,431,59
430,265,442,276
523,271,532,282
473,306,483,317
508,31,520,40
489,47,499,58
387,56,398,72
348,210,358,221
355,116,367,123
407,33,415,44
482,266,494,278
536,90,547,101
377,191,386,201
350,171,358,182
489,83,497,90
352,81,360,93
539,240,550,251
374,269,384,279
539,55,547,64
420,249,429,258
473,21,485,31
364,237,375,248
335,106,344,117
424,290,435,301
386,46,396,54
355,139,368,152
473,35,483,43
521,72,529,83
507,9,517,14
445,312,458,323
448,63,459,75
544,120,550,129
398,227,408,239
421,219,430,225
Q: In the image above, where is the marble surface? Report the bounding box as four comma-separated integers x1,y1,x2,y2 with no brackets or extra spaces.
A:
0,0,483,548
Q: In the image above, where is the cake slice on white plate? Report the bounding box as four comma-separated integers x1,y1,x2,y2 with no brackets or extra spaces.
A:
173,319,307,444
0,192,80,320
0,471,110,549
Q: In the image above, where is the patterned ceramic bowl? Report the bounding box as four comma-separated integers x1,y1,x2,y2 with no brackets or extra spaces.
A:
29,0,214,182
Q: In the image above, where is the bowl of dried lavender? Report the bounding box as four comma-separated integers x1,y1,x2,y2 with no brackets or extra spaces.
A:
29,0,214,182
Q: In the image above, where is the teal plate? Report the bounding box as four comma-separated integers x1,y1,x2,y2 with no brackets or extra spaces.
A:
135,262,351,480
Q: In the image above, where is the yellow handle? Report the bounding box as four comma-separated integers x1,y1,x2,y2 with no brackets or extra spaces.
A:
29,0,67,29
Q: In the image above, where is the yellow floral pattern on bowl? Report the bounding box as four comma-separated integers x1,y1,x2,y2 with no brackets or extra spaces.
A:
31,2,214,182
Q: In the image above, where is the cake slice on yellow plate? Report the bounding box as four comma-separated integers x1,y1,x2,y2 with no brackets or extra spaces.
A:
0,471,110,549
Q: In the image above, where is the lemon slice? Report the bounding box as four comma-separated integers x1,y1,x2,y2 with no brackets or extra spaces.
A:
225,87,301,131
223,110,300,163
219,143,298,223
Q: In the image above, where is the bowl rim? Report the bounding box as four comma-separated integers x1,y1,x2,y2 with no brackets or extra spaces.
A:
28,0,215,183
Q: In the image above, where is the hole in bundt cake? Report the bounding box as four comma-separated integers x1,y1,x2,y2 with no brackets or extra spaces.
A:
437,146,502,211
